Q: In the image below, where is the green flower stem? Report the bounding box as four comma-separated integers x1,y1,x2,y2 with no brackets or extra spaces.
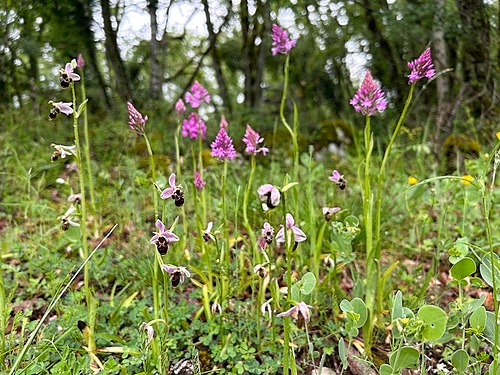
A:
361,115,375,355
280,54,299,183
281,190,292,375
175,121,182,182
71,83,91,318
78,69,98,238
243,156,257,258
142,133,159,221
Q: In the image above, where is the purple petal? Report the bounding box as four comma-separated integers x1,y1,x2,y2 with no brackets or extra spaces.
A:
291,227,307,243
285,213,295,228
155,219,165,233
161,188,175,199
168,173,176,189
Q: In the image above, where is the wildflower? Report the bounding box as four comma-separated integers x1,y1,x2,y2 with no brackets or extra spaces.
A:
175,99,186,116
59,60,80,88
56,178,66,184
350,71,387,116
261,300,273,320
211,302,222,315
162,264,191,287
323,254,335,268
161,173,184,206
194,170,206,191
257,184,280,210
329,170,346,190
243,124,269,156
253,263,268,278
211,128,236,160
182,112,206,139
150,219,180,255
127,102,148,135
407,47,436,85
67,193,82,204
48,101,73,120
277,301,312,328
50,143,77,161
322,207,341,222
185,81,210,108
262,222,274,244
408,176,418,185
276,213,307,244
271,24,297,55
76,54,85,69
140,322,156,345
496,131,500,141
219,115,228,130
461,175,473,186
202,222,215,242
58,205,80,230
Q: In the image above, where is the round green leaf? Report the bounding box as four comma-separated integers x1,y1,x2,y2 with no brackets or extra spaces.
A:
64,225,82,243
379,364,393,375
389,346,419,371
339,299,353,313
451,349,469,372
450,257,476,280
351,298,367,328
469,306,486,333
300,272,316,295
480,253,500,289
417,305,447,341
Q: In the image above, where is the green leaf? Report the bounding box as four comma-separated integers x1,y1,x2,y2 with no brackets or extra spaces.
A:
451,349,469,372
379,364,393,375
64,225,81,243
451,257,476,280
392,290,403,321
344,215,359,227
469,306,486,333
300,272,316,295
75,98,88,118
484,312,500,349
417,305,447,341
389,346,419,371
449,237,470,264
339,299,353,313
338,338,347,367
480,253,500,289
351,298,367,328
281,182,299,192
290,283,300,302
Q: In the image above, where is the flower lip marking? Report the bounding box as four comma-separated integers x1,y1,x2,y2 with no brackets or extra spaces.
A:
150,219,179,255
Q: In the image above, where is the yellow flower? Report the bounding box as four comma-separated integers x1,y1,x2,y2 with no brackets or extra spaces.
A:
408,176,418,185
496,131,500,141
461,175,473,185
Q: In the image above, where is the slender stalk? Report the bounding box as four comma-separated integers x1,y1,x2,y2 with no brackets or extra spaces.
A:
79,68,98,237
71,83,91,318
142,134,159,221
243,156,257,258
279,55,299,183
281,190,291,375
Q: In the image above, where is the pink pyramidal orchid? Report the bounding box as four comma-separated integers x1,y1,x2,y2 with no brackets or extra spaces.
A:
175,99,186,116
211,128,236,160
407,47,436,85
127,102,148,135
185,81,211,108
271,24,297,55
182,112,206,139
276,213,307,244
243,124,269,156
194,170,206,191
350,71,387,116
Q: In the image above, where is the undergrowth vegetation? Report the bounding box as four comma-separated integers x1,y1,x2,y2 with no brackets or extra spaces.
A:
1,28,500,375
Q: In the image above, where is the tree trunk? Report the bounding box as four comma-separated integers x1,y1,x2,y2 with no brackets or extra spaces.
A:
100,0,131,102
148,0,162,101
76,0,111,109
201,0,231,112
432,0,452,149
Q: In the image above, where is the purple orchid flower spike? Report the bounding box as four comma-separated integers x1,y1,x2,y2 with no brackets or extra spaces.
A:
407,47,436,85
150,219,179,255
175,99,186,116
211,128,236,160
276,213,307,244
243,124,269,156
182,112,206,139
257,184,280,210
271,24,297,55
350,70,387,117
194,170,205,191
185,81,211,108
